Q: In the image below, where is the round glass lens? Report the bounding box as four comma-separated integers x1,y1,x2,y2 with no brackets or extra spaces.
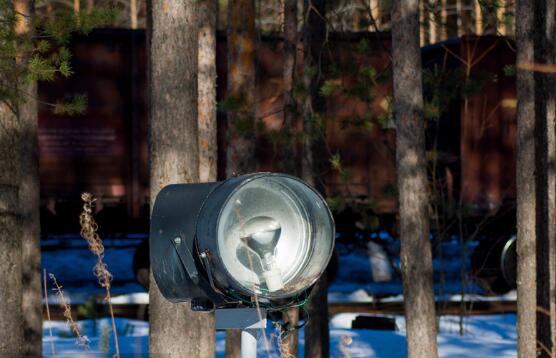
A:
215,174,334,299
217,177,310,295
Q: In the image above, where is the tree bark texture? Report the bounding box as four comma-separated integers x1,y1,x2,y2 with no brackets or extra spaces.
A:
391,1,438,358
148,0,215,356
15,0,42,355
226,0,257,177
302,1,330,357
533,1,556,356
198,0,218,183
224,1,256,353
281,0,298,175
282,306,299,357
225,329,241,358
516,0,537,356
304,273,329,358
301,0,327,193
281,0,300,354
0,105,22,356
19,75,41,358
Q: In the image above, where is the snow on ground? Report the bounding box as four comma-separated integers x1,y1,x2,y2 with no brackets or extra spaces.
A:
42,236,498,304
42,235,517,356
43,314,516,357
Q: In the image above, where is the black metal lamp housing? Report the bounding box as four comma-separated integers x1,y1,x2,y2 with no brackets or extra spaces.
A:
150,173,335,311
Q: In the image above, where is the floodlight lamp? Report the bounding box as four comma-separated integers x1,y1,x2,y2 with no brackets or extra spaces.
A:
150,173,335,311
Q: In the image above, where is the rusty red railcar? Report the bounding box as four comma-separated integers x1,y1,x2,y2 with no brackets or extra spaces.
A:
38,30,516,238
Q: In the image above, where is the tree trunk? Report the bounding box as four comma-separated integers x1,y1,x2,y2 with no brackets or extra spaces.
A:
15,0,42,355
0,105,22,356
225,329,241,358
304,273,329,358
281,0,298,175
0,7,22,344
515,0,537,356
226,0,257,177
391,1,438,358
281,306,299,357
198,0,218,183
19,82,41,358
533,1,556,356
148,0,215,356
225,1,256,354
281,1,300,354
302,0,330,357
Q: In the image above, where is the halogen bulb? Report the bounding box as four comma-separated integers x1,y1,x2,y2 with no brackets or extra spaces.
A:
240,216,284,291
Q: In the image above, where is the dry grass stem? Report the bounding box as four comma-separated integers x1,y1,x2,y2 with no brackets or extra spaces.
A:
275,322,294,358
79,192,120,358
49,273,90,348
43,269,56,357
339,335,352,358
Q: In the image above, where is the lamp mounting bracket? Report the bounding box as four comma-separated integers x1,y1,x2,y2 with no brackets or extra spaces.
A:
171,235,199,284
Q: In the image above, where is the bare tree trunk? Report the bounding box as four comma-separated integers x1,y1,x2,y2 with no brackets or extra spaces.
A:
0,105,22,356
148,0,215,356
282,0,298,175
20,80,41,358
516,0,537,356
226,0,257,177
282,306,299,357
14,0,42,355
198,0,218,183
302,0,330,357
0,6,22,349
225,329,241,358
281,1,300,354
533,1,556,356
225,1,256,354
391,1,438,358
304,273,329,358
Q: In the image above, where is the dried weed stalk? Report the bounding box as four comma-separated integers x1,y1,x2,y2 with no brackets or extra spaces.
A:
43,270,56,356
339,335,352,358
275,322,294,358
79,192,120,357
49,273,90,348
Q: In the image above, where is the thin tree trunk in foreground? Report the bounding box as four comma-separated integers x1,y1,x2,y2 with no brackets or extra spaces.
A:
0,11,22,345
281,0,298,175
304,273,329,358
226,0,257,177
198,0,218,183
391,1,438,357
20,82,41,358
148,0,215,356
516,0,537,356
225,329,241,358
533,1,556,356
15,0,42,355
281,0,300,355
0,103,22,356
225,1,256,354
302,0,330,356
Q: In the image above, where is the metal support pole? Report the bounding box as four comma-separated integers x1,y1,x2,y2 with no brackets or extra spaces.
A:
215,308,267,358
241,329,258,358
